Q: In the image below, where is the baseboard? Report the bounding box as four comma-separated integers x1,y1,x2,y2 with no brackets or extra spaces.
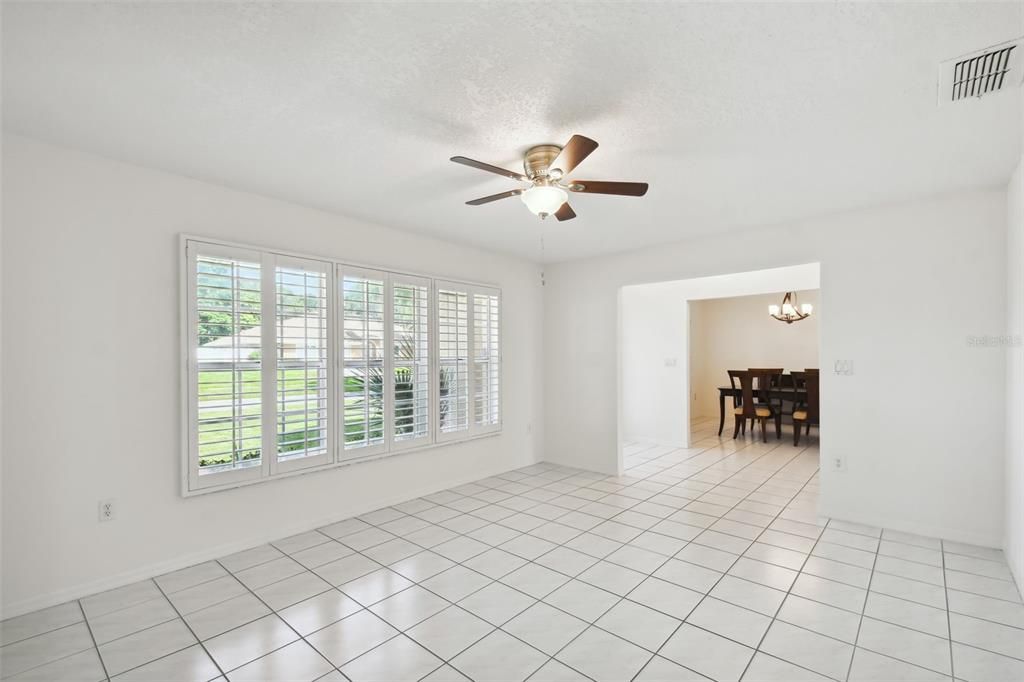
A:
818,502,1003,550
0,460,533,620
1003,533,1024,602
540,454,616,476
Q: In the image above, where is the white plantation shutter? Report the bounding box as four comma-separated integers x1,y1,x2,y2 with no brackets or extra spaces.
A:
340,267,388,458
437,284,470,439
184,238,502,495
473,290,501,431
272,257,332,472
188,244,265,489
392,276,431,449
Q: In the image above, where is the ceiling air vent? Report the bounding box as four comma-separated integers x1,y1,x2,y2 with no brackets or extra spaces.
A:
938,38,1022,105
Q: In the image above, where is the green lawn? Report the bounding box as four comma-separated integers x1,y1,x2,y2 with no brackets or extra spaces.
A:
197,369,383,469
197,368,323,399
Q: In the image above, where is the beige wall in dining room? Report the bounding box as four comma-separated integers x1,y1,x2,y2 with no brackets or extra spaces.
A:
690,290,819,418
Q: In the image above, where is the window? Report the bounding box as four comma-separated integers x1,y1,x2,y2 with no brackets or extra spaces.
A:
340,268,387,458
474,291,501,431
437,286,469,439
190,245,264,489
437,281,501,441
183,238,500,494
273,258,331,473
392,275,431,449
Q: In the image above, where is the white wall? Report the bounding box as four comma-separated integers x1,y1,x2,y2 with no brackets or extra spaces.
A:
690,290,819,418
1006,154,1024,589
0,135,545,617
546,190,1007,547
619,286,689,447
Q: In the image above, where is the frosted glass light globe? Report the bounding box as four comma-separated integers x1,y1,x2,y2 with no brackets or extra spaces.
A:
521,185,568,217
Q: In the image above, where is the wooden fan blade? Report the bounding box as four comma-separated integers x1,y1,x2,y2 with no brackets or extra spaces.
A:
451,156,527,181
465,189,523,205
554,202,576,221
569,180,648,196
548,135,598,176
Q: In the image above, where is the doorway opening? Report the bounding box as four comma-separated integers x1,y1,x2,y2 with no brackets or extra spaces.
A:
618,263,821,473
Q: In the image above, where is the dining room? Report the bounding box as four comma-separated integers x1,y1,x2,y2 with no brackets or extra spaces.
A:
689,289,820,445
618,262,821,462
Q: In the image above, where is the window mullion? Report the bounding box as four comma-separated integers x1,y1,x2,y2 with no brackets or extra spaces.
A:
334,263,344,463
327,266,339,465
383,274,395,451
260,252,277,478
467,285,478,436
429,279,440,445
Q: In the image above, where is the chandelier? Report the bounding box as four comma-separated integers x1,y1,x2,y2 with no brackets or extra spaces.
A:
769,291,813,324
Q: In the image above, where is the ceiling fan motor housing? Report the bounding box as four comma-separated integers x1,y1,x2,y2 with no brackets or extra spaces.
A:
524,144,563,179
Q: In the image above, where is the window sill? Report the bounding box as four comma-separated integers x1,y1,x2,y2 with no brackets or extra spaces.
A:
182,428,502,497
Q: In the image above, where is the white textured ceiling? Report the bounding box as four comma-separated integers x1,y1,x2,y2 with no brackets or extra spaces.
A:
3,2,1022,263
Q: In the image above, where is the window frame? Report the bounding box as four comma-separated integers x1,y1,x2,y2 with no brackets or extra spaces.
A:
184,241,267,492
337,265,390,462
270,253,335,476
435,280,502,443
435,282,471,443
472,288,502,436
181,235,501,496
390,273,434,453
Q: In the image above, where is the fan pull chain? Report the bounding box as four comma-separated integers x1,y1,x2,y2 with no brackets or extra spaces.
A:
540,231,546,286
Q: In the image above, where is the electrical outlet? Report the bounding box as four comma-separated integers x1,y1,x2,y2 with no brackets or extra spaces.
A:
98,499,115,522
833,360,854,376
830,456,847,472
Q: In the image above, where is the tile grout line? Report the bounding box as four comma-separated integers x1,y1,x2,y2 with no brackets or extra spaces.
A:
145,578,229,681
0,620,103,681
344,434,810,681
76,600,113,682
736,514,834,682
629,441,820,680
208,463,615,680
549,435,810,681
387,435,800,681
941,540,956,681
843,524,880,682
209,556,358,678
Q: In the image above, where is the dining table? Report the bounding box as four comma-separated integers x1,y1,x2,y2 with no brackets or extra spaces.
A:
717,383,808,436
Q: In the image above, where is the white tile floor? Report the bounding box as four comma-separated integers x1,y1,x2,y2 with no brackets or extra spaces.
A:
3,416,1023,681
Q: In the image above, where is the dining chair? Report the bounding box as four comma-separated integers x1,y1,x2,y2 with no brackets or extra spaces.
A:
728,369,782,442
747,368,783,432
726,369,744,410
791,370,820,445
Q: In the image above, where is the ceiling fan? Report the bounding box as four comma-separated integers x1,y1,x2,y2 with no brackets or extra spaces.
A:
450,135,648,222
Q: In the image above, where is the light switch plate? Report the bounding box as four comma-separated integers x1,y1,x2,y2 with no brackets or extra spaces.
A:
833,360,854,375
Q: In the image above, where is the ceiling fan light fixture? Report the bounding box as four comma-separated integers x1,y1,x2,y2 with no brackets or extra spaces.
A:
521,185,567,218
451,134,648,222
